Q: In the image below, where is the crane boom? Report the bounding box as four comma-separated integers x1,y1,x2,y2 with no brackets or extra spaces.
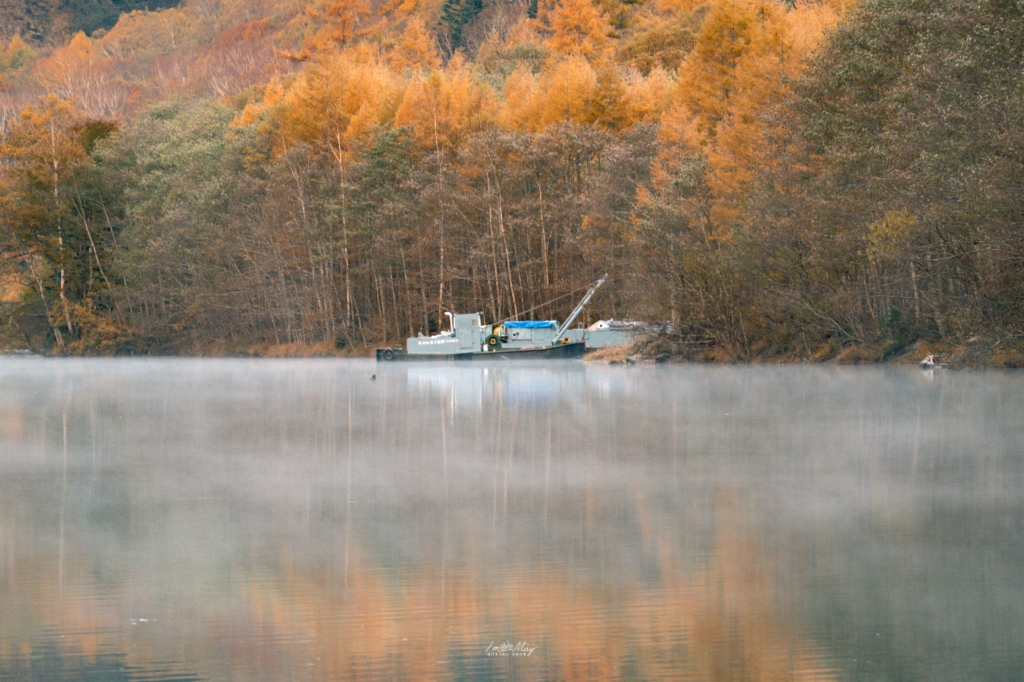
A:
554,274,607,340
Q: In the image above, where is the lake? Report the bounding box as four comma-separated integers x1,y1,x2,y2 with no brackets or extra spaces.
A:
1,359,1022,681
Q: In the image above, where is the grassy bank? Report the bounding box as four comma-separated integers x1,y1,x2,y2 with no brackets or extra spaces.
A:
624,334,1024,368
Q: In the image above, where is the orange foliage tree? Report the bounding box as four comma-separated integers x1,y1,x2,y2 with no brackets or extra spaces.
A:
657,0,841,234
0,95,120,350
540,0,614,59
394,55,496,159
386,18,441,72
279,47,402,150
307,0,373,49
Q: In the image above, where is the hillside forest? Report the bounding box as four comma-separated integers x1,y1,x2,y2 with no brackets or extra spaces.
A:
0,0,1022,362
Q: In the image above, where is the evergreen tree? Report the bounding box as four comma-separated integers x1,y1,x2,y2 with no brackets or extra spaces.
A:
439,0,484,48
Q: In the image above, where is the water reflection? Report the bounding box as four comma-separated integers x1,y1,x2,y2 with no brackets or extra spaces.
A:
1,360,1023,681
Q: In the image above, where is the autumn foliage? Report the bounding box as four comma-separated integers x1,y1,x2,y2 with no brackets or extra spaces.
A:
4,0,1017,362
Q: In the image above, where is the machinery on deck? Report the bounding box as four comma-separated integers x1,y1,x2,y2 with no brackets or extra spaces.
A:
376,275,648,362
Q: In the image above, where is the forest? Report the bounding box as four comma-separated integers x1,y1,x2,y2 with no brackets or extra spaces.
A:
0,0,1021,363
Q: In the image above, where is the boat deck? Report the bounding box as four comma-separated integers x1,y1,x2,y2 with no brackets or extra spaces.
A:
376,342,587,362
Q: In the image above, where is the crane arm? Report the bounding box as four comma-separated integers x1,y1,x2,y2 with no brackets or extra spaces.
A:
554,274,607,340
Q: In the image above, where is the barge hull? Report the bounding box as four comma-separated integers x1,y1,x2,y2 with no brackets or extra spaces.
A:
376,342,587,362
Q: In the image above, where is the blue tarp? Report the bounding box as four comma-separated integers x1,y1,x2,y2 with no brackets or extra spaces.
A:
503,320,557,329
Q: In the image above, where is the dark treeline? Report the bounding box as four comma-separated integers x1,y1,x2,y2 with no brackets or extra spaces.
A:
695,0,1024,363
1,0,1022,362
636,0,1024,364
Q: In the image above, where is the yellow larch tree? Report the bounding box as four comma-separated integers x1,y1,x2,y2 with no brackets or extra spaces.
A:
386,18,441,72
307,0,372,50
541,0,614,59
278,47,402,150
585,58,633,130
274,46,405,332
534,55,598,129
500,56,670,132
378,0,422,23
624,66,676,123
498,66,543,131
657,0,708,16
657,0,843,233
673,1,755,143
394,55,497,158
615,10,700,75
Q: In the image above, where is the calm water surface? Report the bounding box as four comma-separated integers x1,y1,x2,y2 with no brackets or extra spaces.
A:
1,359,1022,681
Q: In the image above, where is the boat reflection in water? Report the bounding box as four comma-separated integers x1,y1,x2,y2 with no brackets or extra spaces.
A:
2,360,1023,680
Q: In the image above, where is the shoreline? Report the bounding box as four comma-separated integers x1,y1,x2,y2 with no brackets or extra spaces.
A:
2,336,1021,368
616,335,1024,369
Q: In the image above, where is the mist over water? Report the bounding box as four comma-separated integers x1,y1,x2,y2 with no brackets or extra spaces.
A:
1,359,1022,681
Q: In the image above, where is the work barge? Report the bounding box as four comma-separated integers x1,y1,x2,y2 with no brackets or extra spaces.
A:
375,276,645,362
